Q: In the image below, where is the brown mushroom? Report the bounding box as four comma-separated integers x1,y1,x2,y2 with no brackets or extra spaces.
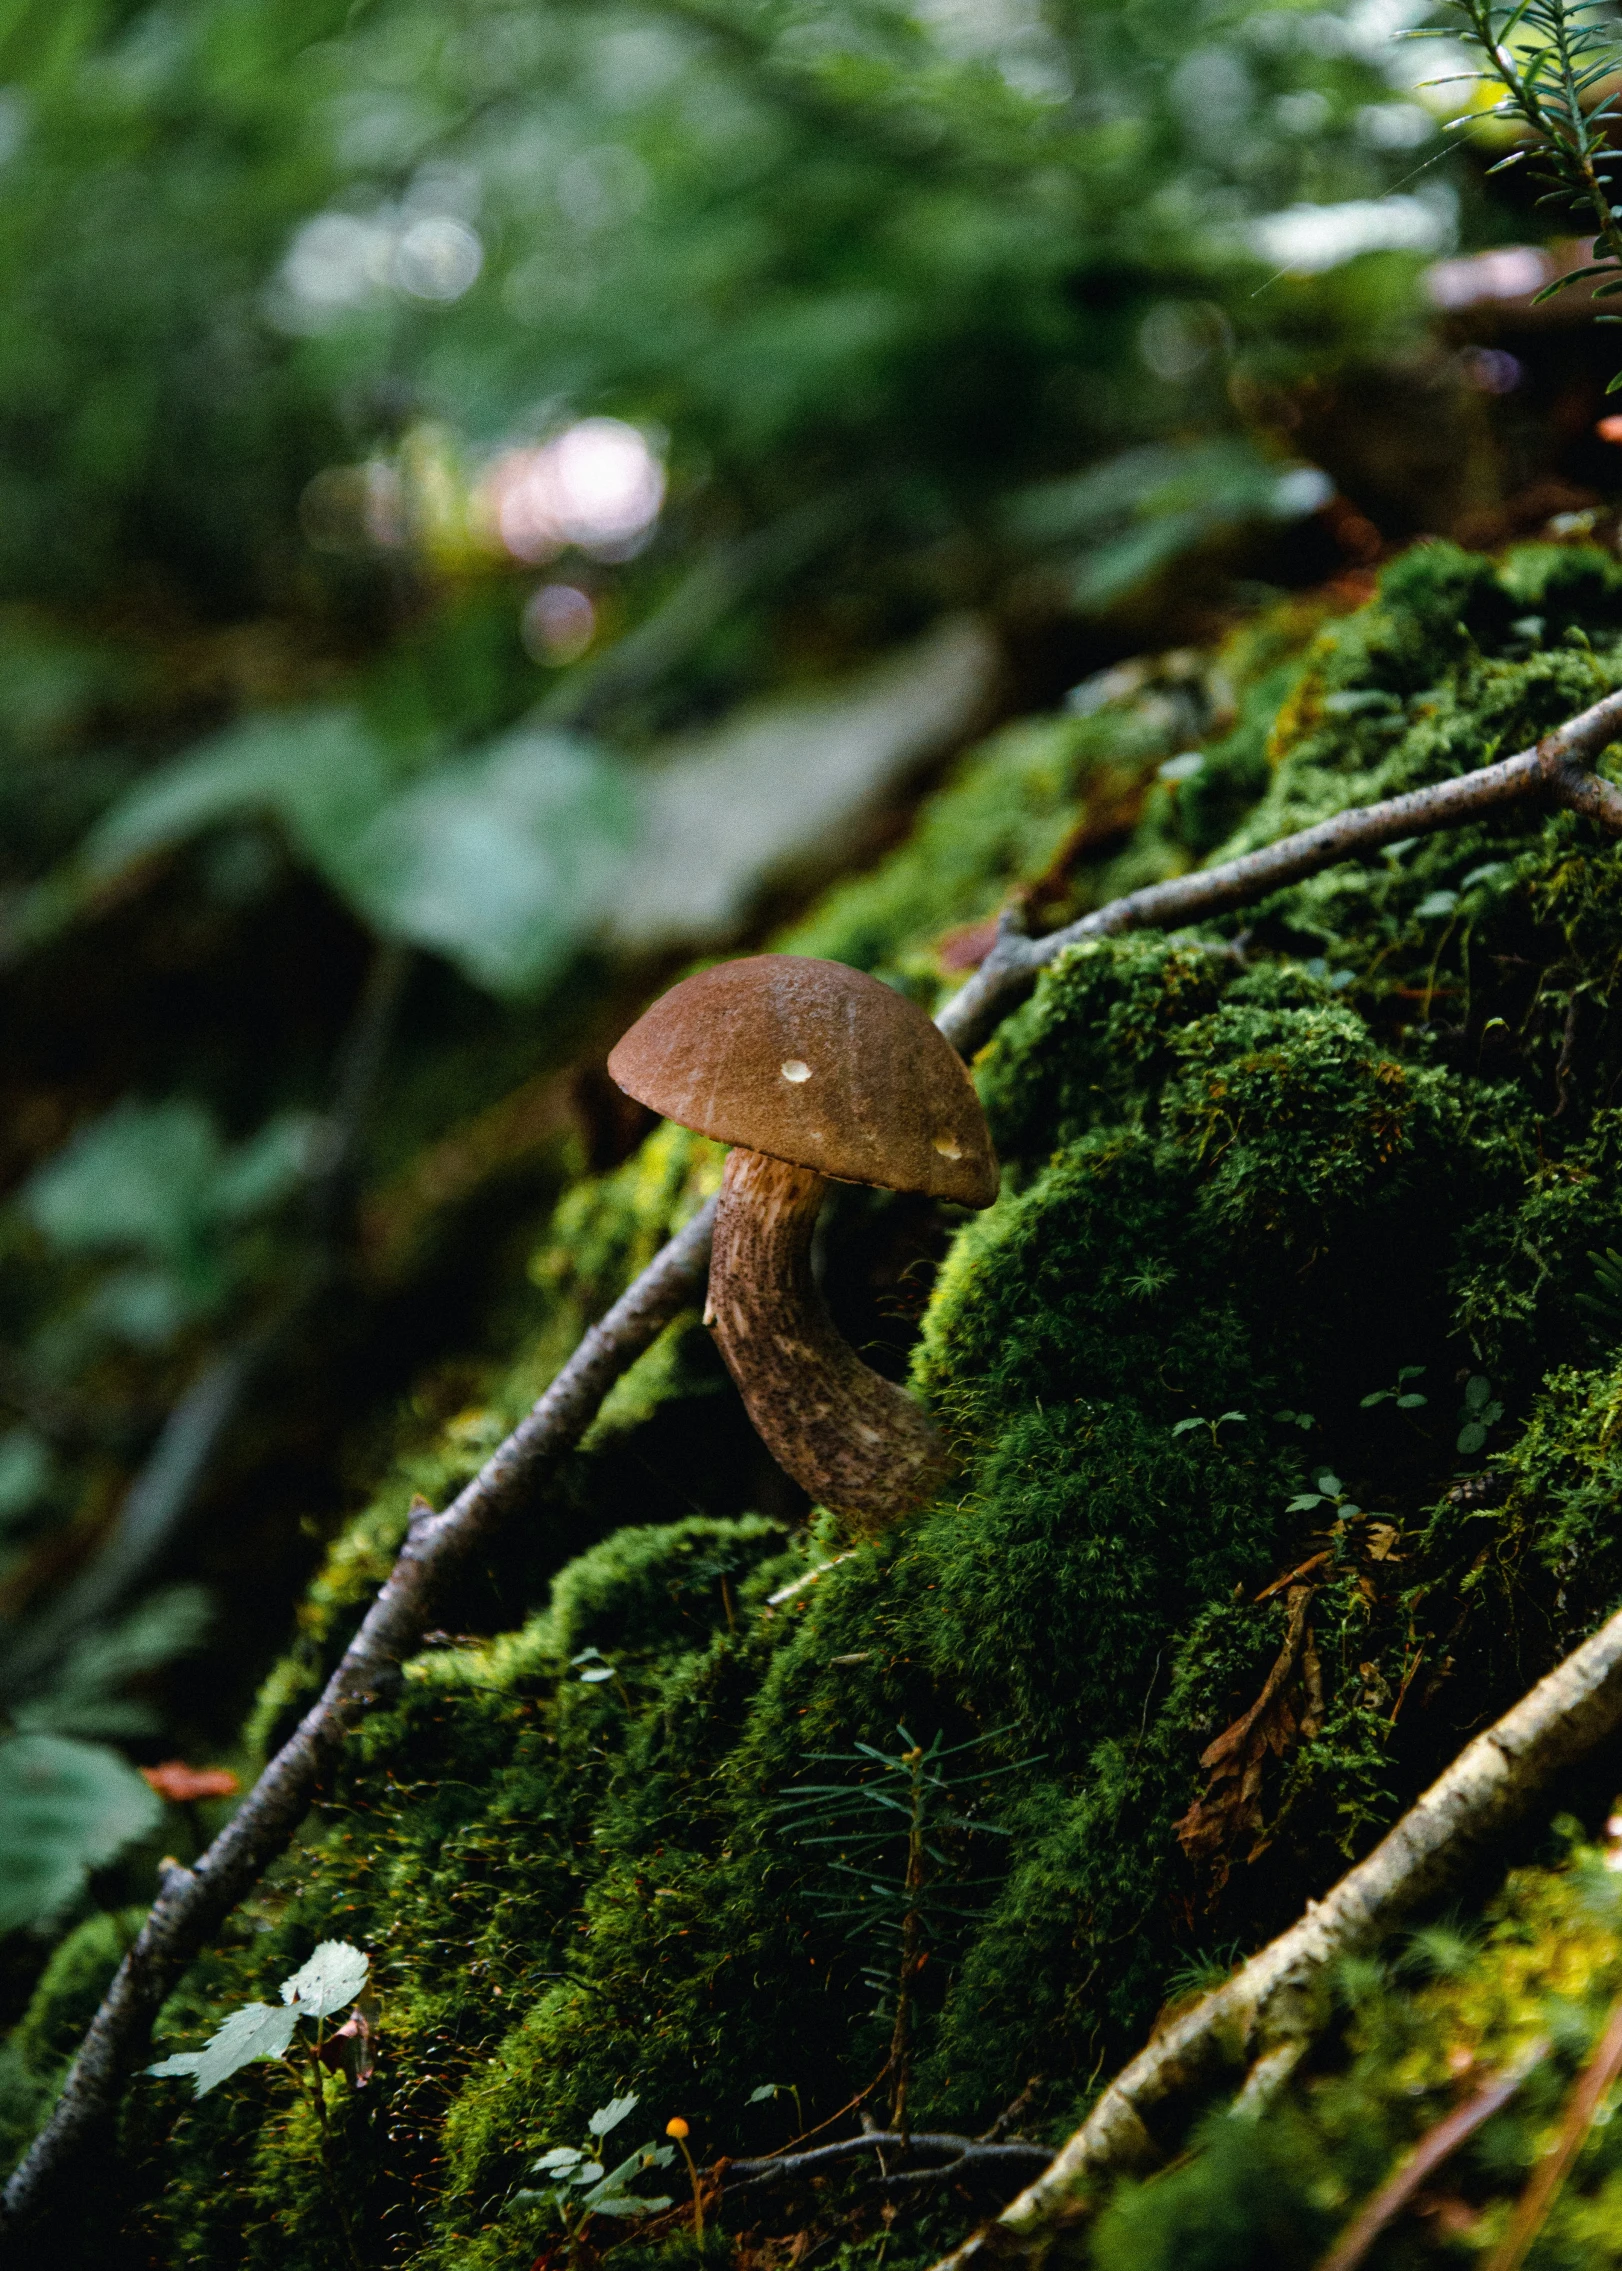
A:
607,954,998,1528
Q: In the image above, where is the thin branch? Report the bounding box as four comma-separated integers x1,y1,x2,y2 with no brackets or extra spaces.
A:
11,686,1622,2235
928,1596,1622,2271
936,685,1622,1053
724,2132,1051,2197
0,1198,716,2233
1314,2039,1548,2271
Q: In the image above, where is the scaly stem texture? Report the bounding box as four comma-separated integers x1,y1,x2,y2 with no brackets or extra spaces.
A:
708,1145,949,1528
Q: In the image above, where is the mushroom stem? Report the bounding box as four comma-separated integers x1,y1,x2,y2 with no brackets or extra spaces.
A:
707,1145,950,1530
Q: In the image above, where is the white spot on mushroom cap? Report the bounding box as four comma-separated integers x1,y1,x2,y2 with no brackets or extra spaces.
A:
781,1059,812,1083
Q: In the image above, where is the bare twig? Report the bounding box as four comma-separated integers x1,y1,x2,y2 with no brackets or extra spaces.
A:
0,1198,716,2234
1315,2040,1548,2271
724,2131,1051,2197
10,687,1622,2236
935,686,1622,1053
929,1594,1622,2271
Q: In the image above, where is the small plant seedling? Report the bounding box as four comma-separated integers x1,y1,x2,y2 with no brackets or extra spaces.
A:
1273,1409,1317,1432
1287,1469,1357,1518
749,2078,806,2133
1456,1375,1503,1460
513,2092,673,2253
1171,1410,1247,1451
1361,1366,1428,1412
148,1939,372,2267
777,1724,1035,2141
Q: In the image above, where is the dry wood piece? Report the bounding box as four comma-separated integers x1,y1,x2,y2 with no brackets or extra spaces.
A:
929,1596,1622,2271
724,2130,1052,2197
10,686,1622,2240
609,954,998,1527
936,683,1622,1053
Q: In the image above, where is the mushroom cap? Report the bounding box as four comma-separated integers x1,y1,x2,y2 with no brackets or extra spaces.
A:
607,954,998,1206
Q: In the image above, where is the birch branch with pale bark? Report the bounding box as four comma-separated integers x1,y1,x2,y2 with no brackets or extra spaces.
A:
6,684,1622,2240
930,1597,1622,2271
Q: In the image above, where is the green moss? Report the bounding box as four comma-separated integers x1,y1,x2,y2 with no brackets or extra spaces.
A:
38,540,1622,2267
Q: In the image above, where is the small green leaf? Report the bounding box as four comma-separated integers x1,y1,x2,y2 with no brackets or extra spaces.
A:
1286,1493,1325,1512
579,1666,615,1684
1415,889,1458,919
1396,1393,1428,1409
157,2001,298,2096
532,2147,584,2174
1360,1391,1391,1408
1171,1418,1204,1437
1465,1377,1491,1412
1458,1422,1488,1455
588,2094,639,2138
1316,1473,1342,1498
1215,1410,1247,1426
281,1940,368,2020
748,2084,781,2103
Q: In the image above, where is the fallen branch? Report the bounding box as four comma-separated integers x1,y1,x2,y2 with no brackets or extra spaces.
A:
0,1201,716,2233
724,2132,1052,2197
936,685,1622,1052
10,683,1622,2237
929,1596,1622,2271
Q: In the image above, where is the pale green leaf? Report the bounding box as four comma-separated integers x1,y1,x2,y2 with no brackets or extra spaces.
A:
281,1939,369,2018
179,2000,298,2095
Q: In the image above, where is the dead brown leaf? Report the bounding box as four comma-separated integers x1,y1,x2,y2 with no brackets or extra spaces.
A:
1172,1585,1324,1890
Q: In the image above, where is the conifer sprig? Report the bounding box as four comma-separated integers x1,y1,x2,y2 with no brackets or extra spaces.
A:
1429,0,1622,386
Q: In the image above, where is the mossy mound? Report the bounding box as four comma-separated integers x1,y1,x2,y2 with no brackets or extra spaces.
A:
16,541,1622,2269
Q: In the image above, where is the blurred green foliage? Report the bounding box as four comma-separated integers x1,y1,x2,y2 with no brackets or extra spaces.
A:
0,0,1609,2248
0,0,1457,1958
